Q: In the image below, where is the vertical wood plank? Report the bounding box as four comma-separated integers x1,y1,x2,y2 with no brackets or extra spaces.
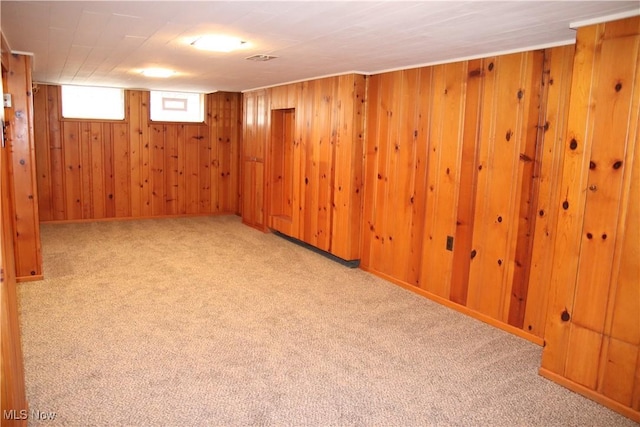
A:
79,122,93,219
112,123,130,217
303,80,320,247
207,93,222,212
128,90,143,217
466,53,533,321
388,69,418,282
164,124,178,215
315,78,333,252
103,125,115,218
541,24,602,375
420,62,466,297
524,45,575,337
369,73,394,274
33,86,53,221
229,93,241,213
292,83,306,240
607,127,639,347
140,92,152,216
564,324,603,389
90,123,105,219
406,68,432,287
199,122,212,213
450,58,483,305
150,124,166,216
62,121,82,220
569,34,639,334
184,125,200,214
508,50,545,328
177,124,187,214
600,338,638,406
330,74,365,261
47,86,66,220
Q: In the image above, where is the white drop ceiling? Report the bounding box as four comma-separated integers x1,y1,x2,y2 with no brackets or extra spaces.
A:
1,1,639,93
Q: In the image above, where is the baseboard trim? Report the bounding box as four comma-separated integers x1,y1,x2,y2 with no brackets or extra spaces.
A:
17,275,43,283
272,230,360,268
539,368,640,423
40,212,239,225
241,220,269,233
360,265,544,346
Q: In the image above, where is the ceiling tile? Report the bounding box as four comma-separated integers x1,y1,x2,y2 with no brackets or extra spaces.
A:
2,1,638,92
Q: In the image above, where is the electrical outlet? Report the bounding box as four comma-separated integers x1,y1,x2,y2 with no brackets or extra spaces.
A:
3,93,11,108
446,235,454,251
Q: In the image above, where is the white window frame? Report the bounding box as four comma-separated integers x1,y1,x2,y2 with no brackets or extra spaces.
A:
61,85,125,120
149,91,204,123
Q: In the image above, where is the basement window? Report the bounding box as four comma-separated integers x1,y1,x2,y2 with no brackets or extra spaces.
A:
61,85,125,120
149,91,204,123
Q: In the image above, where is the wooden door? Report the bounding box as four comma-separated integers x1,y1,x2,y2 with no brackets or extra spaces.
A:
241,91,267,230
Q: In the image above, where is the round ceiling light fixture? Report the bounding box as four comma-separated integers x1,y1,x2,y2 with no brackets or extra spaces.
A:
140,68,175,78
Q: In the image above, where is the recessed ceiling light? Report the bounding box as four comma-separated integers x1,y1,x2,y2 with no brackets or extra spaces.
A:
191,35,247,53
141,68,175,78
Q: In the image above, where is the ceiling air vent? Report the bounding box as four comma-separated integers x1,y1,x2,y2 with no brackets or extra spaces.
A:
245,54,278,62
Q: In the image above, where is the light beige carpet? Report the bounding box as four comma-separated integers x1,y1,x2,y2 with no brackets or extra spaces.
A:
17,215,633,426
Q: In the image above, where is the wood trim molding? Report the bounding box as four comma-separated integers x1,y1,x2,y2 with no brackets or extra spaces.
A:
539,368,640,423
39,212,239,225
16,275,43,283
1,31,11,69
360,265,546,346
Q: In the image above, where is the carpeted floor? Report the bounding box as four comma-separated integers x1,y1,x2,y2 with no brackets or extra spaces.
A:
17,215,634,426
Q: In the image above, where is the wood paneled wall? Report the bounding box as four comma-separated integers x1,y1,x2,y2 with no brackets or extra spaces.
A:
34,86,241,222
243,74,366,261
4,53,42,281
1,123,28,426
361,47,575,342
540,17,640,423
1,35,28,427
